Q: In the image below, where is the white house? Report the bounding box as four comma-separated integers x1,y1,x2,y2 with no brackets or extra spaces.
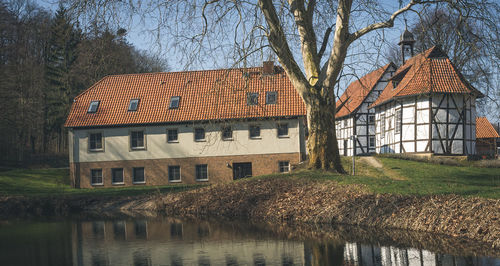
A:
65,62,307,188
370,45,482,155
335,63,396,156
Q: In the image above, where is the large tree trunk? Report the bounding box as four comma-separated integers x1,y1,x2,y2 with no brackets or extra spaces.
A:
306,97,345,173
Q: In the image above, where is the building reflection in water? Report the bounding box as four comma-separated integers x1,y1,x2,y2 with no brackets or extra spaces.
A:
343,242,498,266
1,217,494,266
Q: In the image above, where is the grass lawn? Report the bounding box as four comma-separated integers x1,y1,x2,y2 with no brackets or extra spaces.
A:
1,157,499,199
0,168,201,197
293,156,500,199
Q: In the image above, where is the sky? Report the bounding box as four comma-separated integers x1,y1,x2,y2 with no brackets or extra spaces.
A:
33,0,499,122
37,0,412,73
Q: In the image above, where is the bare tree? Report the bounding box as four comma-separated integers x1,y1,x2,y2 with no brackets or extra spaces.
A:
65,0,498,172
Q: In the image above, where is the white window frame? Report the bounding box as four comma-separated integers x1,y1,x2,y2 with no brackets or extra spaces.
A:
266,91,277,104
395,109,402,134
380,114,386,139
368,114,375,124
132,167,146,184
249,125,261,139
195,164,209,181
369,136,375,148
111,168,124,185
88,100,100,113
167,128,179,143
128,99,140,111
279,161,290,173
169,96,180,109
130,130,146,150
277,123,289,138
91,169,103,186
88,132,104,152
168,166,182,182
194,128,206,142
221,126,233,140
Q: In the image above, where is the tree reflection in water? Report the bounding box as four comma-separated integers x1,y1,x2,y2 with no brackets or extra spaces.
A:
0,217,497,266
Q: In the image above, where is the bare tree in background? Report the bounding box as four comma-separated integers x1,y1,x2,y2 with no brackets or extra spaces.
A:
65,0,499,172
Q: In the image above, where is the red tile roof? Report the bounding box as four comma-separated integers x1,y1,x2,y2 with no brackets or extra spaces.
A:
65,67,306,128
476,117,500,139
370,46,483,108
335,63,394,118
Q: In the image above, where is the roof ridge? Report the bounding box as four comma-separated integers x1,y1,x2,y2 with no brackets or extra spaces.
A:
96,66,267,79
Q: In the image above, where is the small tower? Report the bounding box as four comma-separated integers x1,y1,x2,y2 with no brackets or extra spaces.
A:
398,21,415,65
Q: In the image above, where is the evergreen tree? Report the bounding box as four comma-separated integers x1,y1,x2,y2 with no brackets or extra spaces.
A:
45,4,81,152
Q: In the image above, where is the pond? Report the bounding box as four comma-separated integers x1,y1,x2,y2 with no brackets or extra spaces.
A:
0,216,498,266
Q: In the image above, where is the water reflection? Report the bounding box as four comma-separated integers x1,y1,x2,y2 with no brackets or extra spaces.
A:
342,242,498,266
0,217,497,266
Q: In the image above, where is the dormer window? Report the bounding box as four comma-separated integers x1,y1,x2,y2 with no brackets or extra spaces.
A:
266,91,277,104
88,101,100,113
392,80,400,88
128,99,140,111
169,96,180,109
247,93,258,106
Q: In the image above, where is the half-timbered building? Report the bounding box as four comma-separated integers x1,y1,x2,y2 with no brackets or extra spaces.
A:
370,45,483,155
335,63,396,156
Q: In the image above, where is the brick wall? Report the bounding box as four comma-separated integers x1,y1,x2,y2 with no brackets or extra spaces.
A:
71,152,301,188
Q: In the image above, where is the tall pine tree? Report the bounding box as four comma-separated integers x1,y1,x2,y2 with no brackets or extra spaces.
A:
45,4,81,153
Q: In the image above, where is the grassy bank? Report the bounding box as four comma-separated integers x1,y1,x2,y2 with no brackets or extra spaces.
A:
0,168,200,197
323,156,500,199
0,156,498,199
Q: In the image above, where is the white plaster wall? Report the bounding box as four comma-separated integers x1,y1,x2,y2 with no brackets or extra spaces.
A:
73,118,303,163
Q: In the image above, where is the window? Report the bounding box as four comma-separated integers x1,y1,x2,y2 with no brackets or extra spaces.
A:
168,166,181,182
194,128,205,141
279,161,290,173
169,96,180,109
167,129,178,142
368,114,375,124
221,126,232,140
247,92,258,105
196,164,208,181
277,123,288,137
131,130,145,149
392,80,400,88
133,167,145,184
395,109,402,134
128,99,140,111
91,169,103,185
249,125,260,138
380,114,386,138
266,91,277,104
111,168,124,184
369,136,375,148
89,132,103,151
343,119,348,127
88,101,100,113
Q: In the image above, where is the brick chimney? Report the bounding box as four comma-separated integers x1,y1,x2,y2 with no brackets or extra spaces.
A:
262,61,274,75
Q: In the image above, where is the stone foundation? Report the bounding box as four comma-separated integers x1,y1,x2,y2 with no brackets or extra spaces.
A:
70,152,301,188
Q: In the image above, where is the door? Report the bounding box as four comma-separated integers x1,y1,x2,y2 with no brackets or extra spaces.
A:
233,162,252,180
344,140,348,156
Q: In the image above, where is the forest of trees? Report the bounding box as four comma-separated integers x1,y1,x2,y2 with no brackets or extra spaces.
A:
0,1,168,166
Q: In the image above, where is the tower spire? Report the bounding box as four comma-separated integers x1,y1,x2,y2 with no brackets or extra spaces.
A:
398,21,415,65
